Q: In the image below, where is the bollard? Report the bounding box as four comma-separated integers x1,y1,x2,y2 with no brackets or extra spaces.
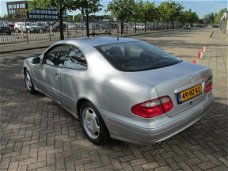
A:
197,52,201,59
202,46,206,53
210,30,214,38
197,51,203,59
192,58,197,64
200,51,204,59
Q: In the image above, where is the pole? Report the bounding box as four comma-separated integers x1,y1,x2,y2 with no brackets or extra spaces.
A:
48,21,52,41
67,16,69,39
24,16,29,44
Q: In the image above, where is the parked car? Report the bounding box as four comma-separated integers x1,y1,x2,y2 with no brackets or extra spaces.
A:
183,24,191,30
32,23,48,33
212,24,219,28
14,22,40,33
52,23,67,32
194,23,206,28
23,37,214,145
0,22,12,35
67,23,77,30
133,25,145,30
7,22,15,32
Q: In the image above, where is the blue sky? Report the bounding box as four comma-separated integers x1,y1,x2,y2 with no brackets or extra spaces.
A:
0,0,227,18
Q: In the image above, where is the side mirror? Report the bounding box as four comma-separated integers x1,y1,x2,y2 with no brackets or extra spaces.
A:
32,57,40,64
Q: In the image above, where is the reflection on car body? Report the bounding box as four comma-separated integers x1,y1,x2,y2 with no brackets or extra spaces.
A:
23,37,214,145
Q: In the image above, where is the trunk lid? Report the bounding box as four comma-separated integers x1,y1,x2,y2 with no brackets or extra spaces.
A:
125,61,212,117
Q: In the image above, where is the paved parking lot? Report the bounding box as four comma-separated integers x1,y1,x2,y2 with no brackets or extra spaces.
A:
0,28,227,171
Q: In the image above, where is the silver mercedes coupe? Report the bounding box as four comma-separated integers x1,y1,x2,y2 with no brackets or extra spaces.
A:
23,37,214,145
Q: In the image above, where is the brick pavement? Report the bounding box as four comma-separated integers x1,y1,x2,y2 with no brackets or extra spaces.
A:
0,28,227,171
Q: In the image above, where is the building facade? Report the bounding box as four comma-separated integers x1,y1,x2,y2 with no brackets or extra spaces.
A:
7,1,59,21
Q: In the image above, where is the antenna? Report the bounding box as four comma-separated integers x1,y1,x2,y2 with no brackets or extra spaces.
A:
117,21,119,42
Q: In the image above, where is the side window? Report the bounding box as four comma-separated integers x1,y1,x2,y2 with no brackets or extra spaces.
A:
43,45,70,67
63,46,87,70
127,45,143,58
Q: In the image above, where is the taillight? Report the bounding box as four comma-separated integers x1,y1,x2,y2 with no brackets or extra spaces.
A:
131,96,173,118
160,96,173,112
204,78,213,93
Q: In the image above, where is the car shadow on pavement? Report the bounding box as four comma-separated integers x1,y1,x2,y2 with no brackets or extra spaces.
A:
0,52,227,170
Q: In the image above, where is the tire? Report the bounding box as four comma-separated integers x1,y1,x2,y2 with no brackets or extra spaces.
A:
24,69,36,94
80,102,110,145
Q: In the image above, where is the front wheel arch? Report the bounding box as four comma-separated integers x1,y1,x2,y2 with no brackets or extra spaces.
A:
24,68,37,94
24,67,27,74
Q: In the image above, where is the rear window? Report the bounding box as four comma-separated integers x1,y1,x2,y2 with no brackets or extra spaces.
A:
95,41,182,72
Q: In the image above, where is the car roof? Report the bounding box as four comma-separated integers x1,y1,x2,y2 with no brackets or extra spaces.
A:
56,36,139,47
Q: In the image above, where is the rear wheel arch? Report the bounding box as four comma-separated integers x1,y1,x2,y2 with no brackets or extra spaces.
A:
77,98,93,116
77,99,110,145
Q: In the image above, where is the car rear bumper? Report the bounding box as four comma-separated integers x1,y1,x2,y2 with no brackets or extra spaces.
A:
100,93,214,145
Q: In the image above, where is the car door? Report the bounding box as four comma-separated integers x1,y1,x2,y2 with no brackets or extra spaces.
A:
60,46,87,114
35,44,70,103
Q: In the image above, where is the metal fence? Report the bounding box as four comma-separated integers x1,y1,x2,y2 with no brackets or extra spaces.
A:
0,21,183,45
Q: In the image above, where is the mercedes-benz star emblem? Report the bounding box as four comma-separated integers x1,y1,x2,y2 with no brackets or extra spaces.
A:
189,76,194,82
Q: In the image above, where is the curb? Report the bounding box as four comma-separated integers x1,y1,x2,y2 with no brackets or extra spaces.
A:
0,45,50,54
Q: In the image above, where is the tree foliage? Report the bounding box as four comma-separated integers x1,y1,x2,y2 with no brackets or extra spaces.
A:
73,14,83,22
158,1,183,23
131,0,142,22
203,12,215,24
0,14,10,20
181,9,199,24
107,0,200,33
107,0,134,34
29,0,101,39
141,0,157,32
29,0,80,40
131,0,143,32
79,0,101,37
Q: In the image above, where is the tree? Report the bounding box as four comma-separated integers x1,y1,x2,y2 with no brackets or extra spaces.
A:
158,1,183,29
29,0,80,40
68,15,74,22
131,0,143,33
203,12,215,24
107,0,134,34
181,9,199,24
79,0,101,37
141,0,158,32
0,14,10,20
73,14,83,22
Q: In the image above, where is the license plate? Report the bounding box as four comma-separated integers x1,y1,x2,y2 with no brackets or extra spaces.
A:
177,84,202,104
